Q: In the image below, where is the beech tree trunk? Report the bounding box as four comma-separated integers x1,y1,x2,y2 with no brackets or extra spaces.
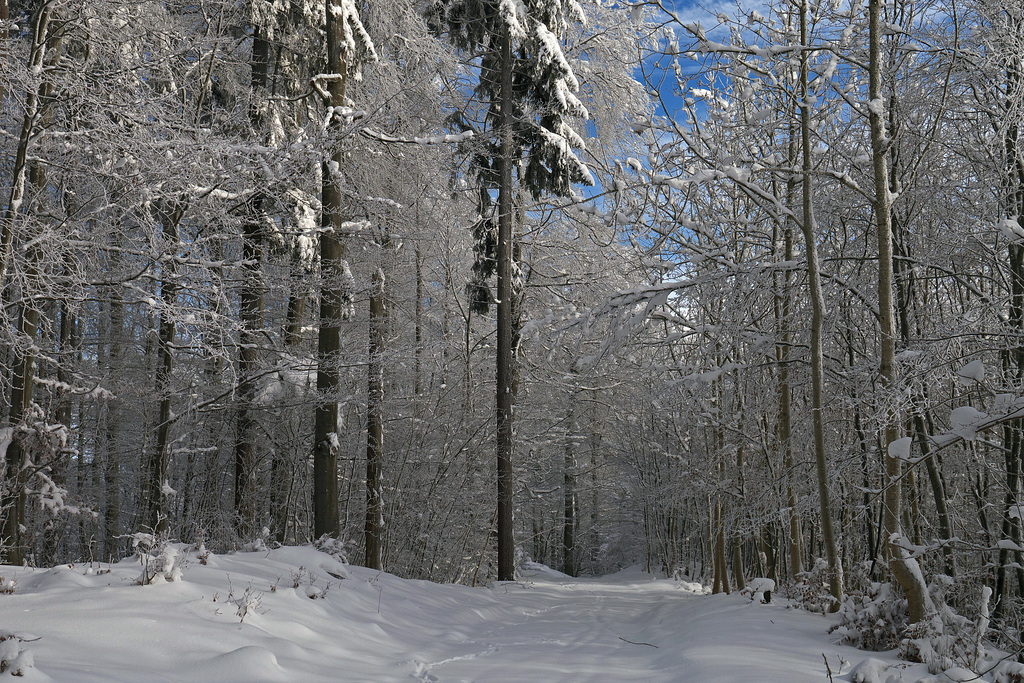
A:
777,112,803,581
313,1,351,540
799,0,843,609
869,0,931,624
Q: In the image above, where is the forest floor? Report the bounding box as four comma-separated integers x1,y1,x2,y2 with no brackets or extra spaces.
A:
1,545,931,682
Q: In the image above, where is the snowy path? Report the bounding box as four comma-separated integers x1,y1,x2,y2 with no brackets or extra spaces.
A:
0,548,898,682
406,566,867,682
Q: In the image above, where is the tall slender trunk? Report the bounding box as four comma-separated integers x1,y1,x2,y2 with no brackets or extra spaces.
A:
2,305,39,564
145,205,184,535
272,247,308,542
41,301,75,564
1,17,62,563
996,27,1024,621
799,0,843,609
562,440,577,577
0,3,52,298
495,25,516,581
414,248,423,396
104,291,122,559
234,13,272,539
364,266,385,570
777,113,803,581
234,217,263,537
886,82,956,577
313,1,351,539
713,498,729,594
869,0,930,624
732,393,746,591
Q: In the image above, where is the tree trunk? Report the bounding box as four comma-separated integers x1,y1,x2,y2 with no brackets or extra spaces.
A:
104,291,122,559
1,17,62,562
996,32,1024,623
0,2,52,298
415,248,423,397
313,1,351,540
41,301,75,564
234,216,263,537
365,265,385,570
145,204,184,535
1,306,39,565
777,112,803,581
234,10,271,539
495,24,516,581
562,441,577,577
869,0,930,624
272,247,308,543
732,394,746,591
799,0,843,610
713,499,729,594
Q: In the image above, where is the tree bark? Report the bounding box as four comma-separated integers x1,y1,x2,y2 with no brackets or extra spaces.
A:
869,0,930,624
799,0,843,610
996,27,1024,622
104,291,122,559
365,265,385,570
777,109,803,581
145,204,184,535
495,24,516,581
562,441,577,577
234,216,263,537
313,1,351,540
1,306,39,564
414,248,423,397
234,15,270,538
0,2,52,298
1,15,62,563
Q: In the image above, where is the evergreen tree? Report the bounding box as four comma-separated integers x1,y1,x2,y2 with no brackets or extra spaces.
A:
427,0,593,579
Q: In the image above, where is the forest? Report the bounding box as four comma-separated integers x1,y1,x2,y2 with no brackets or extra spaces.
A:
1,0,1023,673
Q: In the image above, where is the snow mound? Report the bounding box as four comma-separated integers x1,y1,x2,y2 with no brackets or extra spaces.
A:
850,657,893,683
186,646,288,682
740,577,775,603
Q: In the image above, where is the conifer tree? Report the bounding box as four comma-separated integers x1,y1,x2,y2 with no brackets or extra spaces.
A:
427,0,593,579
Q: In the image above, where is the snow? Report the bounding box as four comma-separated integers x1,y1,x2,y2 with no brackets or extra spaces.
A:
950,406,986,441
0,546,919,682
499,0,526,42
850,657,891,683
957,359,985,382
998,218,1024,241
887,436,914,462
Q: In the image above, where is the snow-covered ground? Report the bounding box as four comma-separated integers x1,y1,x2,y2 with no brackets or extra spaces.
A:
1,545,929,681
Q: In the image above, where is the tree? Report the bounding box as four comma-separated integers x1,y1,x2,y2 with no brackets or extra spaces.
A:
868,0,932,625
313,0,375,540
427,0,593,580
798,0,843,610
